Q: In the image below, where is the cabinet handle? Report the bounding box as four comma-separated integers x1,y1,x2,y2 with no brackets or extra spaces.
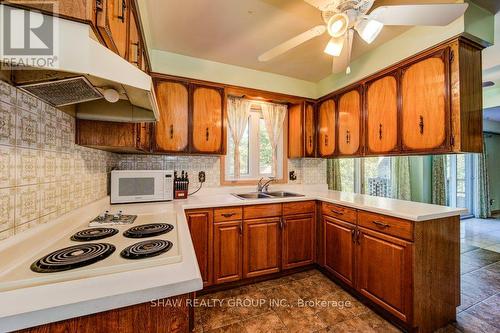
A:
169,124,174,139
324,134,328,147
419,116,424,135
117,0,127,23
279,218,284,229
205,127,209,141
221,213,235,218
379,124,383,140
238,223,242,235
308,136,312,148
356,230,361,244
96,0,103,11
346,130,350,144
351,229,355,243
330,209,344,215
372,220,390,228
130,42,139,64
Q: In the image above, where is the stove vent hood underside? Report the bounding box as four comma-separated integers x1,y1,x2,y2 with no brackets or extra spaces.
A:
2,6,159,122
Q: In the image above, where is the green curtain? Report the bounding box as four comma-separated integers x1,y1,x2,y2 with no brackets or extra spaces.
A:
327,159,342,191
431,155,448,205
391,156,411,200
477,142,491,218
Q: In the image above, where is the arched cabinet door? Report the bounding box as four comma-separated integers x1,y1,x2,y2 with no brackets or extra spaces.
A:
304,102,316,157
365,75,399,155
338,89,362,156
191,85,224,154
401,49,450,152
318,99,336,157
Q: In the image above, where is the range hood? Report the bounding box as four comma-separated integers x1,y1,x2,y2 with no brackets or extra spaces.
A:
0,5,159,122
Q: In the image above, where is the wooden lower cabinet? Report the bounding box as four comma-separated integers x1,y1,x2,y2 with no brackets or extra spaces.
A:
213,220,242,284
185,209,213,287
282,213,314,269
356,227,413,323
323,216,355,287
243,217,281,278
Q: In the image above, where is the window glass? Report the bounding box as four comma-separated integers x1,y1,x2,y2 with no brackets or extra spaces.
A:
339,159,355,193
259,117,272,175
226,120,249,176
363,157,392,197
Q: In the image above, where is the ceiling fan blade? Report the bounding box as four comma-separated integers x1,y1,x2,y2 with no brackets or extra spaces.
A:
369,3,469,26
303,0,337,12
258,25,326,62
332,29,353,74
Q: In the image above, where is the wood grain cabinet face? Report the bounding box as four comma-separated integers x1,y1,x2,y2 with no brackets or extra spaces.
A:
127,8,142,68
282,214,314,270
401,51,449,151
96,0,129,58
323,216,355,287
191,86,224,154
154,81,189,152
288,103,304,158
213,221,242,284
243,217,281,278
356,227,412,322
338,89,361,156
366,75,399,154
318,99,336,157
304,103,316,157
185,210,213,287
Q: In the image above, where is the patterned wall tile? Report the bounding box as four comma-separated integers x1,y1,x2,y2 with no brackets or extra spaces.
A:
16,108,40,149
0,80,16,105
0,145,16,188
15,185,40,225
0,101,17,146
40,106,58,151
40,182,59,217
17,90,41,114
0,188,15,232
16,148,40,186
41,150,58,183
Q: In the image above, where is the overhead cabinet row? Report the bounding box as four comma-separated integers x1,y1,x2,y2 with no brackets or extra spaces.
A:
289,38,483,158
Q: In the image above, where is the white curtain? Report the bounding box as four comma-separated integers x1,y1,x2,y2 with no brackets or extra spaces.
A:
261,102,287,177
227,96,251,178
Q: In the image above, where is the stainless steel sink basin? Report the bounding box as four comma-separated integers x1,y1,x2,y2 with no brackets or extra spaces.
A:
265,191,304,198
233,192,272,200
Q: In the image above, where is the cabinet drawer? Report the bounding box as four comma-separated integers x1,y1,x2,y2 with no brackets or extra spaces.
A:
283,201,315,216
321,202,357,223
244,204,282,219
358,211,414,241
214,207,243,222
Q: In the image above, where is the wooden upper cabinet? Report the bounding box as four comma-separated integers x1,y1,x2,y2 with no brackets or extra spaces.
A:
338,89,362,156
401,49,449,152
191,85,224,154
4,0,96,24
365,75,399,154
318,99,336,157
304,102,316,157
213,220,243,284
288,103,304,158
153,81,189,153
185,209,213,287
96,0,129,58
323,216,355,287
356,227,412,322
127,7,141,68
282,213,314,270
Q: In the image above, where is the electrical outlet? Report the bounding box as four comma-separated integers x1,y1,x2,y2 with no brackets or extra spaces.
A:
289,171,297,181
198,171,206,183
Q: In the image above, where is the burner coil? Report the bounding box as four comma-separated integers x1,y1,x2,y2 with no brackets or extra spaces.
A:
70,228,118,241
123,223,174,238
121,239,173,259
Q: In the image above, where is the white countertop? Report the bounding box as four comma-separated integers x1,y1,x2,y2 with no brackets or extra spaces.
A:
0,184,465,332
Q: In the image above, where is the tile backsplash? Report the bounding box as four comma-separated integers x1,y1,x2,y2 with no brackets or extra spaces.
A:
0,80,117,241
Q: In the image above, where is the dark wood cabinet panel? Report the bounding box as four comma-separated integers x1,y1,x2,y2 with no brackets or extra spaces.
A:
356,227,413,323
213,220,242,284
288,103,304,158
153,80,189,153
318,99,336,157
127,7,142,68
243,217,281,278
96,0,130,58
304,102,316,157
365,75,399,154
323,216,355,287
191,85,224,154
185,209,213,287
338,89,362,156
282,213,314,269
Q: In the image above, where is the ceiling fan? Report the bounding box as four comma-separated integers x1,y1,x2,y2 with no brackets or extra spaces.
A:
258,0,469,74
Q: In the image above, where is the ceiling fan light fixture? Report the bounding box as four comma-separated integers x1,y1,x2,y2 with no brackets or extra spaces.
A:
355,18,383,44
324,36,344,56
327,13,349,38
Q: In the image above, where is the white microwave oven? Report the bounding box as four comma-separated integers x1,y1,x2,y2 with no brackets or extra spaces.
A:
111,170,174,204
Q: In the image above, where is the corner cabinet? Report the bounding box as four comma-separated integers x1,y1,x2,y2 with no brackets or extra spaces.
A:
304,102,316,157
191,85,224,154
287,102,316,158
96,0,130,58
317,99,336,157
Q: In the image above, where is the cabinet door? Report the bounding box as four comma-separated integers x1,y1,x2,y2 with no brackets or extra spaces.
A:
5,0,95,23
135,123,151,152
356,227,412,322
185,210,213,287
318,99,336,157
282,214,314,270
127,7,141,68
243,217,281,278
366,75,398,154
154,81,189,153
213,221,242,284
323,216,355,287
304,102,316,157
338,89,361,156
401,50,449,151
191,86,224,154
288,103,304,158
96,0,129,58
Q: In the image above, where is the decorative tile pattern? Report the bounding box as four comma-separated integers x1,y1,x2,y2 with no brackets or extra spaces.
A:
0,80,118,242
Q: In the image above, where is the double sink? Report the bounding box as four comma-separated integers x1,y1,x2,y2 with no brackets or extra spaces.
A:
233,191,304,200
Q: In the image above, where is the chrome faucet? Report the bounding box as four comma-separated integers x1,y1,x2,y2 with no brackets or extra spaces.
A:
257,177,275,193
